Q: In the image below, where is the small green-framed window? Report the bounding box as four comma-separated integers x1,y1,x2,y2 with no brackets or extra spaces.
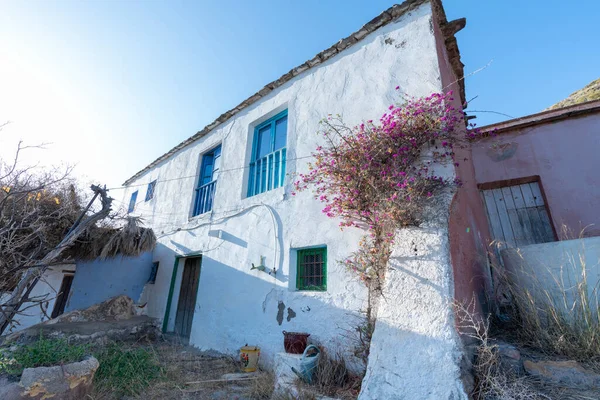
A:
296,247,327,291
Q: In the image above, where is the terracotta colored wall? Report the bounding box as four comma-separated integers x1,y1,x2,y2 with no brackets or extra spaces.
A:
472,113,600,238
431,11,493,315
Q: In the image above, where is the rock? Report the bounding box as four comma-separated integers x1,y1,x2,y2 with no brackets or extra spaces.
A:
495,341,523,376
4,315,160,346
273,352,302,398
0,377,22,399
0,357,99,400
3,295,160,346
44,295,136,325
523,359,600,389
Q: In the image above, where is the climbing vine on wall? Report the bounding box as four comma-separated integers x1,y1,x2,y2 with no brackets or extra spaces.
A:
294,91,476,331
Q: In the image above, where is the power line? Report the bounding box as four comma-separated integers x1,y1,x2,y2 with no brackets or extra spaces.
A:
108,155,314,191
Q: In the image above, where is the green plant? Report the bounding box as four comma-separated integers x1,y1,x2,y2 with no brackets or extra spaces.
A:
93,343,164,396
293,92,472,325
0,334,90,376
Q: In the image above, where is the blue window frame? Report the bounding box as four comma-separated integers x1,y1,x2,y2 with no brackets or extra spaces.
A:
128,191,138,213
248,110,287,197
193,145,221,216
145,180,157,202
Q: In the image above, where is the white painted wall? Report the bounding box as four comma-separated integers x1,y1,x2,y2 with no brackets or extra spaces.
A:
502,237,600,316
121,2,465,391
359,196,468,399
1,265,75,334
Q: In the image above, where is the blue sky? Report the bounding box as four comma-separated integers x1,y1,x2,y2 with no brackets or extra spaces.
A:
0,0,598,189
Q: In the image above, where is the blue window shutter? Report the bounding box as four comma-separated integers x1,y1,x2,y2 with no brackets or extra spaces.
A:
145,180,157,201
193,145,221,216
274,115,287,150
128,191,138,213
248,110,288,197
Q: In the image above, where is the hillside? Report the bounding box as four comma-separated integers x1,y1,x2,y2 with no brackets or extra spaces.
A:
547,78,600,110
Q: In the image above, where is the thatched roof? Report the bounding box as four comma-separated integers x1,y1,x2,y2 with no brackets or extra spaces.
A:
69,217,156,261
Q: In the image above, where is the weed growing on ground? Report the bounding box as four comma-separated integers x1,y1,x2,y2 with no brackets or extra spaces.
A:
93,343,164,396
0,334,90,376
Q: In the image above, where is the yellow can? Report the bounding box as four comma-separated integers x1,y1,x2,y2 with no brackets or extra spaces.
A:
240,345,260,372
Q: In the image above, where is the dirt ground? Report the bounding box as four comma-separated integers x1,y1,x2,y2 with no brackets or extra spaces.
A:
89,340,273,400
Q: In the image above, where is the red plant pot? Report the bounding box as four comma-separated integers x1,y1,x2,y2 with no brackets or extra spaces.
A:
282,331,310,354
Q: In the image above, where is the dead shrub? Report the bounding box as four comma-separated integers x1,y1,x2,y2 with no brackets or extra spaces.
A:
306,347,361,399
496,241,600,361
246,370,275,400
455,301,550,400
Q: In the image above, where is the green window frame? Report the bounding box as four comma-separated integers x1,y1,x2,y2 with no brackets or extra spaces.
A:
296,247,327,291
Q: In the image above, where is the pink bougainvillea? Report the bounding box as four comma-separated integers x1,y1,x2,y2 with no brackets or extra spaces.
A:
294,92,474,312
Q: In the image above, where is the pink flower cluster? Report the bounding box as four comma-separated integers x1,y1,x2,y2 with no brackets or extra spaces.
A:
294,91,474,282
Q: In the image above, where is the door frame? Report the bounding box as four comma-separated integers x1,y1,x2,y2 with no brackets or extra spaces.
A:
174,257,202,338
51,273,74,319
478,175,558,241
162,252,202,333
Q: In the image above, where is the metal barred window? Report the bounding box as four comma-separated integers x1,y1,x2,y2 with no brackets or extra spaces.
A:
248,110,287,197
296,247,327,291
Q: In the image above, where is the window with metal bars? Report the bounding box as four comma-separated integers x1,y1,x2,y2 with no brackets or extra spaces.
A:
296,247,327,291
247,110,287,197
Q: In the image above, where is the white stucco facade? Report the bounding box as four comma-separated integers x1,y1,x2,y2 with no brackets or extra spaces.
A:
359,205,467,399
122,2,467,397
1,265,75,334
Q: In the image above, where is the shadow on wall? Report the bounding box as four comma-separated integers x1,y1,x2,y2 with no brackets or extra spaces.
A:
158,243,366,370
66,252,154,312
152,235,469,399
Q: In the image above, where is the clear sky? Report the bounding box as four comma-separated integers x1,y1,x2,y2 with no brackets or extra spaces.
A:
1,0,598,191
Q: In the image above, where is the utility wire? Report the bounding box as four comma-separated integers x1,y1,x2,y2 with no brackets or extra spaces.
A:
108,155,313,191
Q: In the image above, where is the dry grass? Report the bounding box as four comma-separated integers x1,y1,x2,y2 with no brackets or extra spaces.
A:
246,371,275,400
87,340,273,400
455,301,551,400
496,241,600,361
73,216,156,261
97,217,156,259
292,347,361,400
458,238,600,400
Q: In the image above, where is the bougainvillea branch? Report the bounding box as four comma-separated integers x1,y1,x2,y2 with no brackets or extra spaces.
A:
294,91,474,327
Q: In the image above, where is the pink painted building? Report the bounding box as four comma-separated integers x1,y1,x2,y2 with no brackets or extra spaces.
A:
472,100,600,240
448,99,600,315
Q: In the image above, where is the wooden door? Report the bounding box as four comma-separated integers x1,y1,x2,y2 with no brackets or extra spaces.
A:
175,257,202,338
51,274,74,318
481,181,555,255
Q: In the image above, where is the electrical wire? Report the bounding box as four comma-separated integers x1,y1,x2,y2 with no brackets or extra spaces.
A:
151,203,281,274
108,154,313,191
